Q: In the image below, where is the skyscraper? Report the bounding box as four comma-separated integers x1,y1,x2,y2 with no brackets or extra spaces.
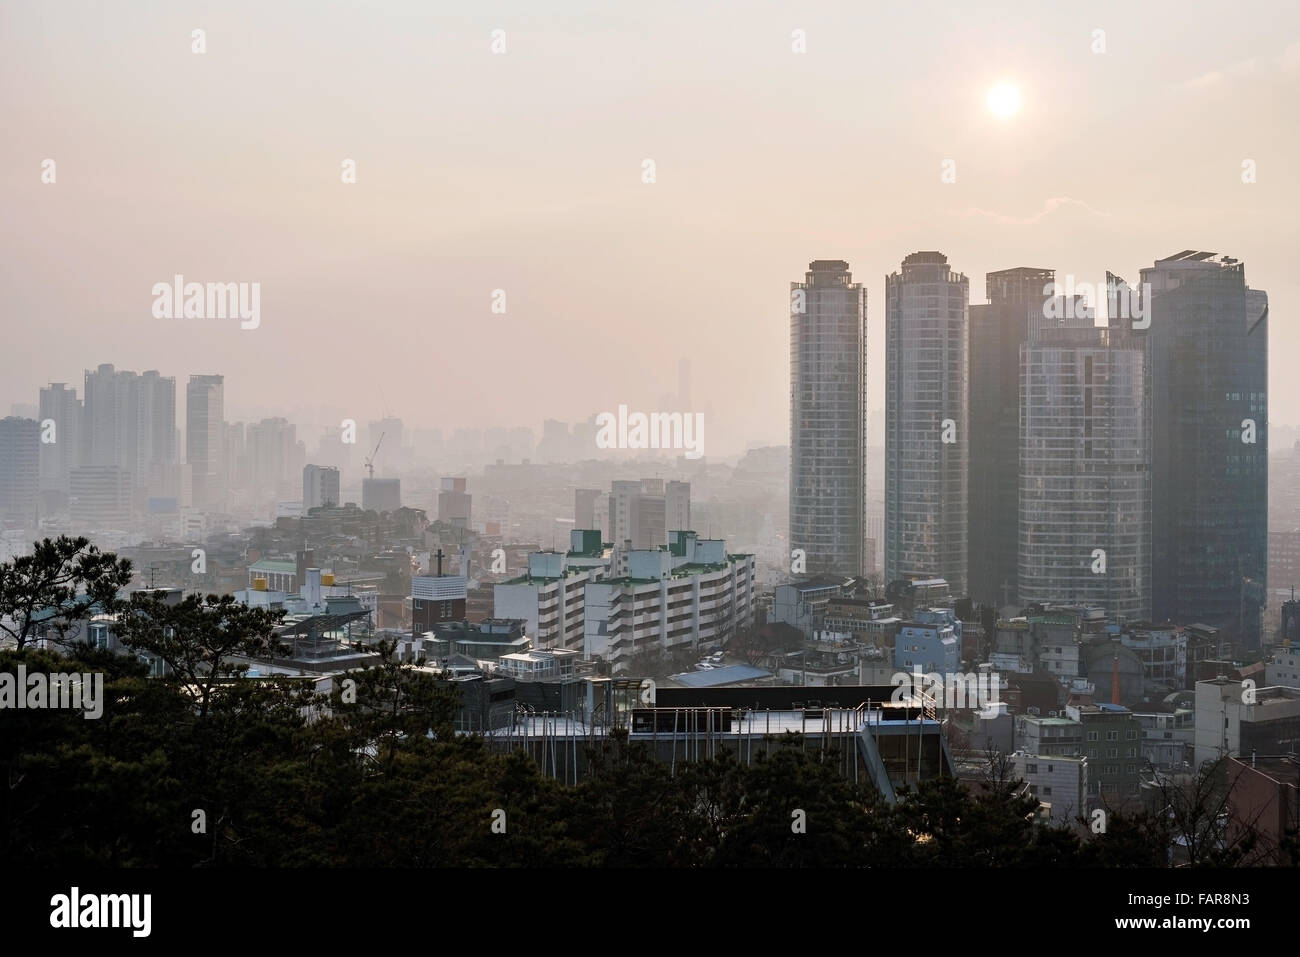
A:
1019,323,1150,620
38,382,82,497
789,260,868,577
575,487,602,533
1139,251,1267,646
609,479,662,550
303,464,340,509
0,417,40,528
666,479,690,536
79,365,175,490
248,417,304,493
135,370,177,478
885,251,968,594
82,363,126,470
187,375,224,509
967,267,1054,607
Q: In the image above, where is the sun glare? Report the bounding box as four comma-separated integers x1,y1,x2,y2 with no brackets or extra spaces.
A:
986,82,1022,119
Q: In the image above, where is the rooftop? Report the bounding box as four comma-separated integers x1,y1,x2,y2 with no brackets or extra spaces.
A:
668,665,773,688
250,559,297,573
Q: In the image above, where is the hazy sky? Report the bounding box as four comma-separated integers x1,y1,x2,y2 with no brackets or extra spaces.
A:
3,0,1297,458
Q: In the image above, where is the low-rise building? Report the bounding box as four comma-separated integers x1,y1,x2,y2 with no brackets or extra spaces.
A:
822,597,899,646
1011,751,1089,828
1132,708,1195,770
1226,754,1300,865
1194,677,1300,768
1266,647,1300,690
771,575,851,638
1015,715,1084,758
411,570,467,635
1067,702,1144,806
494,648,580,681
426,618,530,660
894,608,961,674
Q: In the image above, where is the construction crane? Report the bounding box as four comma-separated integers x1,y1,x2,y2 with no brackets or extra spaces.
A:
364,432,385,478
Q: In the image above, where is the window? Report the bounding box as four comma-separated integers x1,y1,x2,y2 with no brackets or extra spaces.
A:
1087,748,1096,758
1107,748,1117,758
1042,787,1052,796
1126,730,1137,740
1028,784,1038,795
1126,748,1136,758
1047,765,1054,773
1027,763,1038,774
1086,731,1098,741
1106,731,1118,741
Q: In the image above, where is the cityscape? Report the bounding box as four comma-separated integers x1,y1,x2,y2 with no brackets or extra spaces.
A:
0,0,1295,927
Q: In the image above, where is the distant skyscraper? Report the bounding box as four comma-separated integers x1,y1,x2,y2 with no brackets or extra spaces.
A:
362,477,401,513
0,417,40,528
789,260,868,577
135,370,177,479
80,365,174,492
248,417,303,493
303,464,340,509
1139,251,1267,646
1019,323,1150,619
575,487,602,533
82,364,125,470
67,465,132,530
666,480,691,535
186,375,224,509
69,465,133,530
38,383,82,496
607,478,688,550
885,251,968,594
968,267,1054,607
223,421,249,489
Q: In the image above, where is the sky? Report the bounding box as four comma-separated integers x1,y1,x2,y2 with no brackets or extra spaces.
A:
2,0,1297,459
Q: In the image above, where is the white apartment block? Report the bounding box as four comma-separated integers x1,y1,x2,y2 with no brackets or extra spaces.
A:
494,529,610,651
585,531,755,669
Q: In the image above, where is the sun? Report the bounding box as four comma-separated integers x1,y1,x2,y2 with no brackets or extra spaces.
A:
986,82,1022,119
